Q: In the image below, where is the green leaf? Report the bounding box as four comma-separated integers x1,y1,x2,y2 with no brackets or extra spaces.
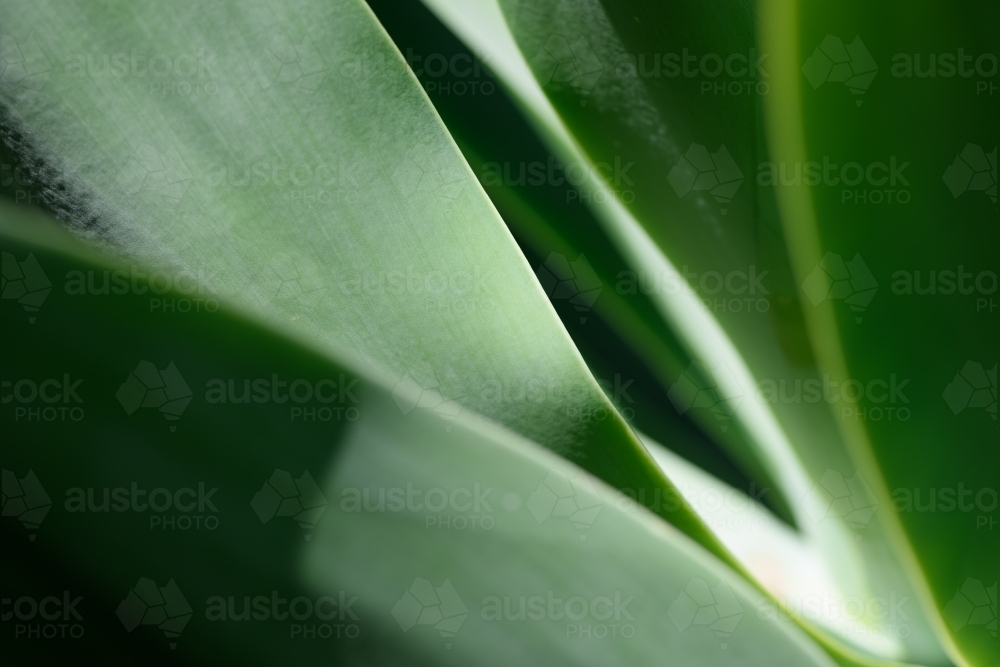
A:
418,0,958,663
0,0,727,563
305,390,842,666
362,0,800,525
758,1,999,665
1,208,839,665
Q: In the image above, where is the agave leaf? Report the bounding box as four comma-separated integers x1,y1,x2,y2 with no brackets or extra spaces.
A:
758,0,999,665
1,209,840,665
0,0,732,563
418,0,951,662
305,390,843,666
363,0,799,526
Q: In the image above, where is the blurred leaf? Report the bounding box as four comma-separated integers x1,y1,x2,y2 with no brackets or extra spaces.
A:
759,0,999,665
419,0,957,662
2,207,840,665
363,0,799,527
0,0,729,563
306,390,843,666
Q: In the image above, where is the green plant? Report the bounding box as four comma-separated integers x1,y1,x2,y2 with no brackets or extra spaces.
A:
1,0,995,665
